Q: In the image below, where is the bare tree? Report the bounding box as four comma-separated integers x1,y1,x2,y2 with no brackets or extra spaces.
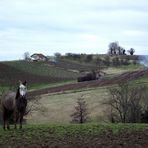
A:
108,41,119,55
105,82,148,123
118,46,126,55
128,48,135,55
54,52,61,61
108,41,126,55
71,96,89,124
23,52,30,60
25,95,45,116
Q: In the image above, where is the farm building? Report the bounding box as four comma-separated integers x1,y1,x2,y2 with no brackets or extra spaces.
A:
31,53,47,61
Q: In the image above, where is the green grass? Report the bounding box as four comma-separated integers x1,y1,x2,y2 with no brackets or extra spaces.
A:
119,64,145,70
29,80,76,90
3,60,78,79
27,87,110,123
103,65,140,77
129,75,148,88
1,123,148,136
0,123,148,147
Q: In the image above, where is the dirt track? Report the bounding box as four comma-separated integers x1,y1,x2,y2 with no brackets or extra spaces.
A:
29,69,148,97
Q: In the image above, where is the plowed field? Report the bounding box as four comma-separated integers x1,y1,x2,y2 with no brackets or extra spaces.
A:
29,69,148,97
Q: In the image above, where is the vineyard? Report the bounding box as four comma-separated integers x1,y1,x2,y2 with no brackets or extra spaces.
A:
48,59,100,72
0,60,80,88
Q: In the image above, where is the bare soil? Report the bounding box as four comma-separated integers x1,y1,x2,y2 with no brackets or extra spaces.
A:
29,69,148,97
1,130,148,148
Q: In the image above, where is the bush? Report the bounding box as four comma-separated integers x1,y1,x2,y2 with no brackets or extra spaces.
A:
105,82,148,123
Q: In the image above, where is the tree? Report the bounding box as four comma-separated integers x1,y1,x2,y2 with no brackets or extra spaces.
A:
118,46,126,55
128,48,135,55
122,49,126,55
108,42,127,55
54,52,61,59
105,82,148,123
25,95,44,116
108,41,119,55
23,52,30,60
71,97,89,123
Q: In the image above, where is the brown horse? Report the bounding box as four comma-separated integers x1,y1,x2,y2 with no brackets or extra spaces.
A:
1,81,27,130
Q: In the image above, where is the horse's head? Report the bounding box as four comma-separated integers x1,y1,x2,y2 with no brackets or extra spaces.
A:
18,80,27,97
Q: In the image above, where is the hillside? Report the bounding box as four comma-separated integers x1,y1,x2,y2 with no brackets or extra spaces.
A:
48,59,100,72
0,59,147,124
29,69,148,97
0,59,148,148
0,58,145,93
25,68,148,124
0,60,80,89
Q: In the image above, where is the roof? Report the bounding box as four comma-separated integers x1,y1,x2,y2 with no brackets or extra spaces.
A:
31,53,47,59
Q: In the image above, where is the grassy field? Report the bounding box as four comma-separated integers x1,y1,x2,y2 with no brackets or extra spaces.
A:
29,80,76,91
0,61,148,147
0,60,79,90
27,72,148,124
0,123,148,147
0,61,146,124
27,87,110,123
0,59,143,90
4,60,79,78
103,64,145,78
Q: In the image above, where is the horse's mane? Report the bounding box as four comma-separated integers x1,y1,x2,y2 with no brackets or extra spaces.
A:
22,81,27,86
15,87,20,100
15,81,27,100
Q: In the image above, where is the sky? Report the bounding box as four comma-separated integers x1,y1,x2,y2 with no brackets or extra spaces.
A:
0,0,148,61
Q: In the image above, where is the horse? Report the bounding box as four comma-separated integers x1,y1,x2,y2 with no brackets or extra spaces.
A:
1,81,27,130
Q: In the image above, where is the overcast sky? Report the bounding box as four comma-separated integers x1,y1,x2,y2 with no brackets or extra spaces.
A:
0,0,148,61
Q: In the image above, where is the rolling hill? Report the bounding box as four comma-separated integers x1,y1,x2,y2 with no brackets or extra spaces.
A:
28,69,148,97
0,59,148,148
0,60,80,89
0,58,146,92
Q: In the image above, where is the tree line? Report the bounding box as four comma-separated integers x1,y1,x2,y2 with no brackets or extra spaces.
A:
60,53,138,67
71,82,148,124
54,41,138,67
108,41,135,55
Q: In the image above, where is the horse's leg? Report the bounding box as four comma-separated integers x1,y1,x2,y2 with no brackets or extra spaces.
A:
14,111,17,129
6,110,10,130
7,121,10,130
19,113,23,129
2,109,6,130
3,108,10,130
